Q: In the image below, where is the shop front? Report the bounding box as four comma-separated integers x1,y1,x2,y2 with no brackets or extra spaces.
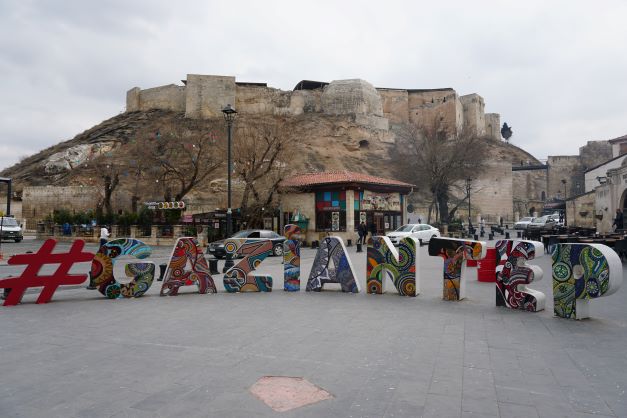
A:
280,171,414,244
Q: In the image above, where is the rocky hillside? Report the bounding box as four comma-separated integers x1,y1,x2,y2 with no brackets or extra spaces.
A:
1,109,539,205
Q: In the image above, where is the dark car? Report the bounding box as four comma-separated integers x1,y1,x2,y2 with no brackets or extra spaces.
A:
207,229,286,259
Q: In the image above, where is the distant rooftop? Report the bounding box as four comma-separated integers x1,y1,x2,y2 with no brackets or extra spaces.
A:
280,171,414,192
608,134,627,144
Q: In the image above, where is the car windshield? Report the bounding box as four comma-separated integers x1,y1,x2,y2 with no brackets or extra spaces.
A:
532,217,547,223
520,217,533,222
0,218,18,227
395,225,416,232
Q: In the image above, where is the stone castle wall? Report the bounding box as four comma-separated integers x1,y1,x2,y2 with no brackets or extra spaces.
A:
466,161,513,222
547,156,584,199
22,186,99,224
126,74,501,140
512,169,547,217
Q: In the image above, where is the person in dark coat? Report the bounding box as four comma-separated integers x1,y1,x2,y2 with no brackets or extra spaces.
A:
369,222,377,238
613,209,624,230
357,221,366,245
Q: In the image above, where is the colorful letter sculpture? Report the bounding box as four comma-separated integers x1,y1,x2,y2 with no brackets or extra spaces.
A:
307,236,359,293
495,240,545,312
552,243,622,319
283,224,301,291
428,237,486,301
160,237,217,296
90,238,155,299
0,239,94,306
223,239,274,292
367,236,418,296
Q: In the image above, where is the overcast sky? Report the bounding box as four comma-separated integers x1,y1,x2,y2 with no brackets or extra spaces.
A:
1,0,626,171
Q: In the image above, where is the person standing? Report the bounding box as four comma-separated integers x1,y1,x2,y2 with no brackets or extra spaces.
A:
613,209,624,231
100,225,110,247
369,221,377,239
357,221,366,245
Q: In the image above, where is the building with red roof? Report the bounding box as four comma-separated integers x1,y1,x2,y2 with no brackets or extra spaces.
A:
279,171,415,244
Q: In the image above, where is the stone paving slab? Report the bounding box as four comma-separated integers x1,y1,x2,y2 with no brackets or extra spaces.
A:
0,238,626,417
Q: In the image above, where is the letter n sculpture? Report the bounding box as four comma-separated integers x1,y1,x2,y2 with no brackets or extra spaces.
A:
495,240,545,312
283,224,301,291
367,236,418,296
428,237,485,301
552,243,622,319
307,236,359,292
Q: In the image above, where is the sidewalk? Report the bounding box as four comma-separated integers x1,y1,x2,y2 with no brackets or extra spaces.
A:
1,241,626,417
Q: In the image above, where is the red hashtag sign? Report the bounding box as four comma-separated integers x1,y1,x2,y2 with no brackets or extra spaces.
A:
0,239,94,306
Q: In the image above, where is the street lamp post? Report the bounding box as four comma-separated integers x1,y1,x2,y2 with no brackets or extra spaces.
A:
222,104,237,272
465,178,472,235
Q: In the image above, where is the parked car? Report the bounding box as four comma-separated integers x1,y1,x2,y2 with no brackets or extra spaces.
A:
514,217,536,230
207,229,286,259
0,217,23,242
386,223,440,246
527,215,557,232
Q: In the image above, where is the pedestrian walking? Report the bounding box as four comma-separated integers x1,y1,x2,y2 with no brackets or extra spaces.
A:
613,209,624,231
100,225,110,247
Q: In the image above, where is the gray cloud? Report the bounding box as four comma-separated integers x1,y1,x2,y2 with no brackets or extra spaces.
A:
1,0,626,170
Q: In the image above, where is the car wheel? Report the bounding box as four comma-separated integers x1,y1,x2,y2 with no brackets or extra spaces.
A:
273,243,284,257
431,235,437,242
15,238,22,243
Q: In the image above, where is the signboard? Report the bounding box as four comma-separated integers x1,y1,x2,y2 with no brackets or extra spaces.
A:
361,191,401,211
145,201,186,210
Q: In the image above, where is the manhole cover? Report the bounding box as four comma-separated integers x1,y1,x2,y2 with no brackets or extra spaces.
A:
250,376,333,412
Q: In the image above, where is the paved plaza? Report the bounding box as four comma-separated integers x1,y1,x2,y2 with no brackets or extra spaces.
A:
1,237,627,417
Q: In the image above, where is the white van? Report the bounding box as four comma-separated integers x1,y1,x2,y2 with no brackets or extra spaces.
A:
0,217,23,242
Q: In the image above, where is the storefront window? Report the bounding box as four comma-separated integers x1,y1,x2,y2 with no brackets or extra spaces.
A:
315,191,346,231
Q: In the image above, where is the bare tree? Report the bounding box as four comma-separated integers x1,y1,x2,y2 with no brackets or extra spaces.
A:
393,121,489,223
135,118,226,202
233,117,292,227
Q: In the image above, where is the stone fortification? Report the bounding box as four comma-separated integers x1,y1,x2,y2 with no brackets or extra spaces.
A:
126,74,502,140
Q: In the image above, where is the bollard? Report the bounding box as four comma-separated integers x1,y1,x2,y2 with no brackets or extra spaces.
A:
517,231,522,238
158,263,167,281
489,233,494,240
347,239,352,247
480,231,485,238
208,258,219,274
505,232,510,239
356,242,363,252
474,234,479,241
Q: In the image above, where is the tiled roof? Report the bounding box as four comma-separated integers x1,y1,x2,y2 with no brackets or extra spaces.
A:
280,171,415,189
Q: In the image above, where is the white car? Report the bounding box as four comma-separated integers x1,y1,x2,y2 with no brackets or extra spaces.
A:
514,217,535,230
386,224,440,246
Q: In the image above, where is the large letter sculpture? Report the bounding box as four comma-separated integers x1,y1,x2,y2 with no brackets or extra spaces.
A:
90,238,155,299
367,236,418,297
307,236,359,293
552,243,622,319
495,240,545,312
428,237,486,301
0,239,94,306
160,237,217,296
223,239,274,292
283,224,301,291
